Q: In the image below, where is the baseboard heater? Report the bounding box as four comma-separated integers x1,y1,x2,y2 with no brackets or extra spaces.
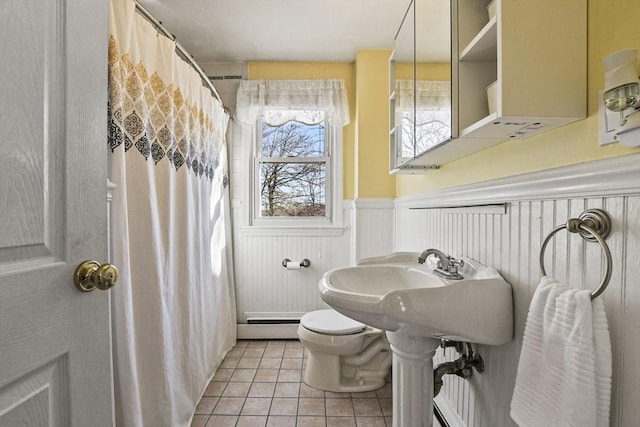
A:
237,312,305,340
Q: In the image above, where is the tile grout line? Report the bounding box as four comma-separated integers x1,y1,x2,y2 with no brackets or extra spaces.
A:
194,339,393,427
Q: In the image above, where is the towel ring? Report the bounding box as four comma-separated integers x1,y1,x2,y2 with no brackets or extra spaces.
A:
539,209,613,300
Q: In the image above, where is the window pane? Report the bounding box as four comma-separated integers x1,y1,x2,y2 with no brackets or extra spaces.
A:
260,162,326,217
262,121,325,157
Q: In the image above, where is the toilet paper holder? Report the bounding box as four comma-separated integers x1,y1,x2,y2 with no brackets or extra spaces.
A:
282,258,311,269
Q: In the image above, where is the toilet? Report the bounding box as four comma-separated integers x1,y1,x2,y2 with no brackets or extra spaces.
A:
297,309,392,392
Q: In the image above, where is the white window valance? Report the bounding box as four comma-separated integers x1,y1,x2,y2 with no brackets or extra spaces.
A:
395,79,451,110
236,79,350,126
263,109,325,126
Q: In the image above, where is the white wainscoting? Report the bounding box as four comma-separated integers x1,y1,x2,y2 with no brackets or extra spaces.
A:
231,199,395,338
394,154,640,427
232,203,352,338
353,198,395,263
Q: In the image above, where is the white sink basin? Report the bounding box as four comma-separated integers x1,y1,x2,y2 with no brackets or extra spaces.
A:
319,253,513,345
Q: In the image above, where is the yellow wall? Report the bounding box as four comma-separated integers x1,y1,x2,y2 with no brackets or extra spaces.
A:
247,0,639,200
354,50,395,198
395,62,451,81
246,54,399,200
247,62,357,199
396,0,640,197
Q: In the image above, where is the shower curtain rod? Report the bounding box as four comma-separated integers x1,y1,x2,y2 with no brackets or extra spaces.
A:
133,1,225,110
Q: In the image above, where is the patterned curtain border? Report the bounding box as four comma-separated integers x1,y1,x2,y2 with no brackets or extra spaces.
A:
108,35,222,180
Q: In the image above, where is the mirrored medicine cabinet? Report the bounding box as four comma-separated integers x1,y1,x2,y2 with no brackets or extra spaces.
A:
390,0,453,173
389,0,586,174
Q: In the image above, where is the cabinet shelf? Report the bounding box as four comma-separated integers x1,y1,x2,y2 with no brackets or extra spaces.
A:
460,112,499,136
459,16,497,62
455,0,586,146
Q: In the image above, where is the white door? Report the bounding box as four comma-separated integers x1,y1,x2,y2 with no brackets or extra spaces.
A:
0,1,113,426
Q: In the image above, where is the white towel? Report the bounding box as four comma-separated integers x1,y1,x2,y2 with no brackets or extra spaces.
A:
510,277,612,427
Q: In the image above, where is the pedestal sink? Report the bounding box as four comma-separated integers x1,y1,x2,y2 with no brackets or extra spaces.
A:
319,252,513,427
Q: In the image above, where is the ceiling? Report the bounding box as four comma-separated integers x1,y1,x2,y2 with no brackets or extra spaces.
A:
136,0,444,64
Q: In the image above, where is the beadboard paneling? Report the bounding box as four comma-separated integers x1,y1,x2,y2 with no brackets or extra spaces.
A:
354,199,395,263
232,200,395,322
395,193,639,427
232,205,353,320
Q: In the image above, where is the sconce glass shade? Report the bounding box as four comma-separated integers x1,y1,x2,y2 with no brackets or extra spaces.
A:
603,82,640,112
598,49,640,147
602,49,640,126
603,49,639,112
600,49,640,147
603,49,638,87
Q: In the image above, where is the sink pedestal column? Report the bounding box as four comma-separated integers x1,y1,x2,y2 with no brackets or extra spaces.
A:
386,331,440,427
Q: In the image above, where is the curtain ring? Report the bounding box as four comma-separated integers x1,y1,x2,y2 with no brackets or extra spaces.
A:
539,220,613,300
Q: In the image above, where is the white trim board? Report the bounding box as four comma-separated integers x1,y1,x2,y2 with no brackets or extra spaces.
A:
396,153,640,208
237,324,299,340
354,198,395,209
412,204,507,215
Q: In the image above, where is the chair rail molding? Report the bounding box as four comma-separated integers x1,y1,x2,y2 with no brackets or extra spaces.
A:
396,153,640,208
354,198,396,209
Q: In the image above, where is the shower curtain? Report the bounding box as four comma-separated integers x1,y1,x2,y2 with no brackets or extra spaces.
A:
107,0,236,426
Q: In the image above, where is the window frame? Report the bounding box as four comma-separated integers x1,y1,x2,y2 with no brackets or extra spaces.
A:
250,108,343,229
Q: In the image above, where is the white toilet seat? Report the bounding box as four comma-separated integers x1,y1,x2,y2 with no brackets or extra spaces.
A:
300,309,365,335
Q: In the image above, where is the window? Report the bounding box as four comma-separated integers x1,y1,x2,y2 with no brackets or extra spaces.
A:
254,109,338,225
235,79,350,230
258,109,328,218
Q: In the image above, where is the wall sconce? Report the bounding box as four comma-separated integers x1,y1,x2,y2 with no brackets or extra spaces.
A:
599,49,640,147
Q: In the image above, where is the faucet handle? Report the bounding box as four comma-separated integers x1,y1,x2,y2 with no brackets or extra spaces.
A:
449,257,464,268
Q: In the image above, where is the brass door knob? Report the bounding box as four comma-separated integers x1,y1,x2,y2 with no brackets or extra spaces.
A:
73,260,119,292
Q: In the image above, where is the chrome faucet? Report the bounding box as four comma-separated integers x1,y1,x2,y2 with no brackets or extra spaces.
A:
417,249,465,280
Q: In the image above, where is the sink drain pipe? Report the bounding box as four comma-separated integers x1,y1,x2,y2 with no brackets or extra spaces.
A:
433,340,484,397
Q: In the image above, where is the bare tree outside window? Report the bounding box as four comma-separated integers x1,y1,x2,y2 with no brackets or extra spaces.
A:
259,114,327,217
399,110,451,159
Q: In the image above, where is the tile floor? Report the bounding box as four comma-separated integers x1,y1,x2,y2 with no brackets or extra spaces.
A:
191,339,395,427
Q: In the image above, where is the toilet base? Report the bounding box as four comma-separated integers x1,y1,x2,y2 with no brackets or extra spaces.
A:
303,350,389,393
297,311,392,393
